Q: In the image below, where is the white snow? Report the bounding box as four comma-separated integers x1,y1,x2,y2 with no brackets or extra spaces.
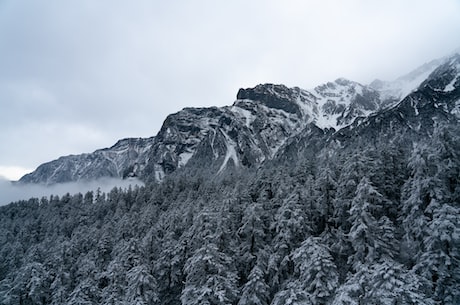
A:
308,80,370,130
311,79,371,130
269,138,288,158
178,151,194,167
231,106,255,128
315,113,339,130
210,129,219,159
217,130,239,174
444,75,458,92
410,99,419,116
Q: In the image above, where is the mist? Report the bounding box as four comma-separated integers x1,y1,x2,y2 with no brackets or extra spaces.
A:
0,177,144,206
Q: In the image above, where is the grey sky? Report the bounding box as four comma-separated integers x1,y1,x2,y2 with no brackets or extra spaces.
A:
1,0,460,180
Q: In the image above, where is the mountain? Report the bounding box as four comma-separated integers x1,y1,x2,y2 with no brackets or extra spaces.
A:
3,53,460,305
19,80,386,185
15,78,409,185
19,137,154,184
18,53,459,186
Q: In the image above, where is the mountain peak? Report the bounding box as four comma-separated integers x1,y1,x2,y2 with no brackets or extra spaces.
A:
236,83,302,115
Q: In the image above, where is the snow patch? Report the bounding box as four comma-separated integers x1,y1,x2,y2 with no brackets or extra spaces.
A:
444,75,458,92
178,151,194,167
315,113,338,130
411,99,419,116
210,129,219,159
452,100,460,118
231,106,255,128
217,131,239,174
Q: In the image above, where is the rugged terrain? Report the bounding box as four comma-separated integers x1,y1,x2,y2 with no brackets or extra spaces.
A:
19,55,448,185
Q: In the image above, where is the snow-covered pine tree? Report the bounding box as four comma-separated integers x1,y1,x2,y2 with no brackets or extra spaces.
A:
332,260,432,305
291,236,339,304
417,201,460,304
125,264,159,305
268,192,308,294
347,177,396,270
181,241,239,305
181,207,239,305
400,143,438,267
238,252,270,305
270,281,313,305
313,161,338,234
237,200,269,280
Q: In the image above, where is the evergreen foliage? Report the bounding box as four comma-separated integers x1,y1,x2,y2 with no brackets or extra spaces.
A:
1,121,459,304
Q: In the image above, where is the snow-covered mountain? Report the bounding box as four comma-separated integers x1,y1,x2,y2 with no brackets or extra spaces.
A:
19,53,460,185
20,137,154,184
338,55,460,142
369,58,444,103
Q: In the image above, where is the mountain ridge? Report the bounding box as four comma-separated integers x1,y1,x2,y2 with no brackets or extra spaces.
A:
19,53,460,185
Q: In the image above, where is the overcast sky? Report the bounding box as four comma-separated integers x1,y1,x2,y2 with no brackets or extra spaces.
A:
1,0,460,180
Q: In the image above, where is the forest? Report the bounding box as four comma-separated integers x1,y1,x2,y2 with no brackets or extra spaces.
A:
1,120,459,305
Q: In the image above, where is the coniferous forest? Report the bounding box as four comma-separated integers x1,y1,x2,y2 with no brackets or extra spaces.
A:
1,119,459,304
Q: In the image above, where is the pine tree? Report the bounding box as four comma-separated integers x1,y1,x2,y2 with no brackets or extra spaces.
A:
291,237,339,305
400,143,437,266
271,282,313,305
268,193,308,292
347,177,395,270
417,201,460,303
180,205,239,305
67,278,97,305
13,262,50,305
332,261,432,305
313,155,338,233
333,150,373,230
181,242,239,305
125,264,159,305
237,201,268,276
238,253,270,305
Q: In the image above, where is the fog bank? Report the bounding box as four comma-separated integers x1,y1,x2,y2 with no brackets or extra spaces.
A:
0,177,144,206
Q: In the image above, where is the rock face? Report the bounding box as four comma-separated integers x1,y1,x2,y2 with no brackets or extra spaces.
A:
19,54,460,185
236,84,304,115
19,138,154,184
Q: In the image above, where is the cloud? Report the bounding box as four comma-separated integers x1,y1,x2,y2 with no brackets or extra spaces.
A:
0,0,460,175
0,177,144,206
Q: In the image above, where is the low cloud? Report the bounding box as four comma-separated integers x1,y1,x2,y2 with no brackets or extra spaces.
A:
0,177,144,206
